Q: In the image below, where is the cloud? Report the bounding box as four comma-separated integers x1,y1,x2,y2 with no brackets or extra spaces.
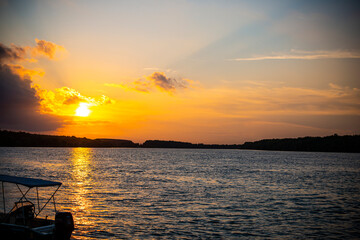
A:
148,72,185,92
207,83,360,116
32,39,66,59
231,49,360,61
0,63,63,131
0,43,26,62
7,64,44,78
36,86,114,115
0,41,112,132
0,39,65,64
106,72,190,94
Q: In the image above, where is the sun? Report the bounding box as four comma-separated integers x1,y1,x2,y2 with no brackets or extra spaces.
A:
75,103,91,117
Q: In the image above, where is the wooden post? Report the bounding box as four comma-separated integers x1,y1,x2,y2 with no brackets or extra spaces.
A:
36,187,40,215
1,182,5,214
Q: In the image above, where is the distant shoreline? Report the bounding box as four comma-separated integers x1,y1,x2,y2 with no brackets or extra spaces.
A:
0,130,359,153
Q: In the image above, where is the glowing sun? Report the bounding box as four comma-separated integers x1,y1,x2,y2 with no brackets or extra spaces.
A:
75,103,91,117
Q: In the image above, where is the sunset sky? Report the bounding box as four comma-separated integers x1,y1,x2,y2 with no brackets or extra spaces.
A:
1,0,359,144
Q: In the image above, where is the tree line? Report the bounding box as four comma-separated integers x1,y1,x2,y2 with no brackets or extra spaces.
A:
0,130,138,147
1,130,359,152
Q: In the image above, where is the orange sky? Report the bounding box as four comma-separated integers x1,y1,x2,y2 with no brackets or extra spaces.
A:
0,1,359,144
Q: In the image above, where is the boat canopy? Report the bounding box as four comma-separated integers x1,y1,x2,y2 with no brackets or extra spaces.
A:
0,175,61,188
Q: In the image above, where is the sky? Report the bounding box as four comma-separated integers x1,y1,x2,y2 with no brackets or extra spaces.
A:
0,0,359,144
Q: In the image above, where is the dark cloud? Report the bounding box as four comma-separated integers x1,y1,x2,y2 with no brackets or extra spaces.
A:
0,43,26,62
141,72,188,93
149,72,177,91
0,63,62,131
0,39,65,63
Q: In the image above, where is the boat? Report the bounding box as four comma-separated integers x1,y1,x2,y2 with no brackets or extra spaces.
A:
0,174,74,240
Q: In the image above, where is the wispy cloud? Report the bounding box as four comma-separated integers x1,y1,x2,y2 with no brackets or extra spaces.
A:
0,39,66,63
231,49,360,61
31,39,66,60
106,72,190,94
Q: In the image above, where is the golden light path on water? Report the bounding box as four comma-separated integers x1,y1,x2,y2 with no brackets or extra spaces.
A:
65,148,135,239
69,148,94,235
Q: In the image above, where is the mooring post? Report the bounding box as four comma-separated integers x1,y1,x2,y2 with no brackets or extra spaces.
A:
36,187,40,215
1,182,5,214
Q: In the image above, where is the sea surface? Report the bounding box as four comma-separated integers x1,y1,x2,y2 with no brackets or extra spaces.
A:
0,147,360,239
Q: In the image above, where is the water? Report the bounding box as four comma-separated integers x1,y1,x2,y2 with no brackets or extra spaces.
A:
0,147,360,239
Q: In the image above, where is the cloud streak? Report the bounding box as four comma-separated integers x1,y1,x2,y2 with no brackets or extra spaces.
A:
162,83,360,142
106,72,190,94
7,64,45,78
231,50,360,61
206,83,360,116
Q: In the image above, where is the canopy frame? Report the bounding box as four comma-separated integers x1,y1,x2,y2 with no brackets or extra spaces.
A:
0,175,62,219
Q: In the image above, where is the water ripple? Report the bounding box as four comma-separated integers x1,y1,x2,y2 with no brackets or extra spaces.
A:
0,148,360,239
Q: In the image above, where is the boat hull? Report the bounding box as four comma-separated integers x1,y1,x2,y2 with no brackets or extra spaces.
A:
0,222,55,240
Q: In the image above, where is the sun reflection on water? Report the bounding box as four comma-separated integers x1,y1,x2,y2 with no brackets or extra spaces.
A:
69,148,94,232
